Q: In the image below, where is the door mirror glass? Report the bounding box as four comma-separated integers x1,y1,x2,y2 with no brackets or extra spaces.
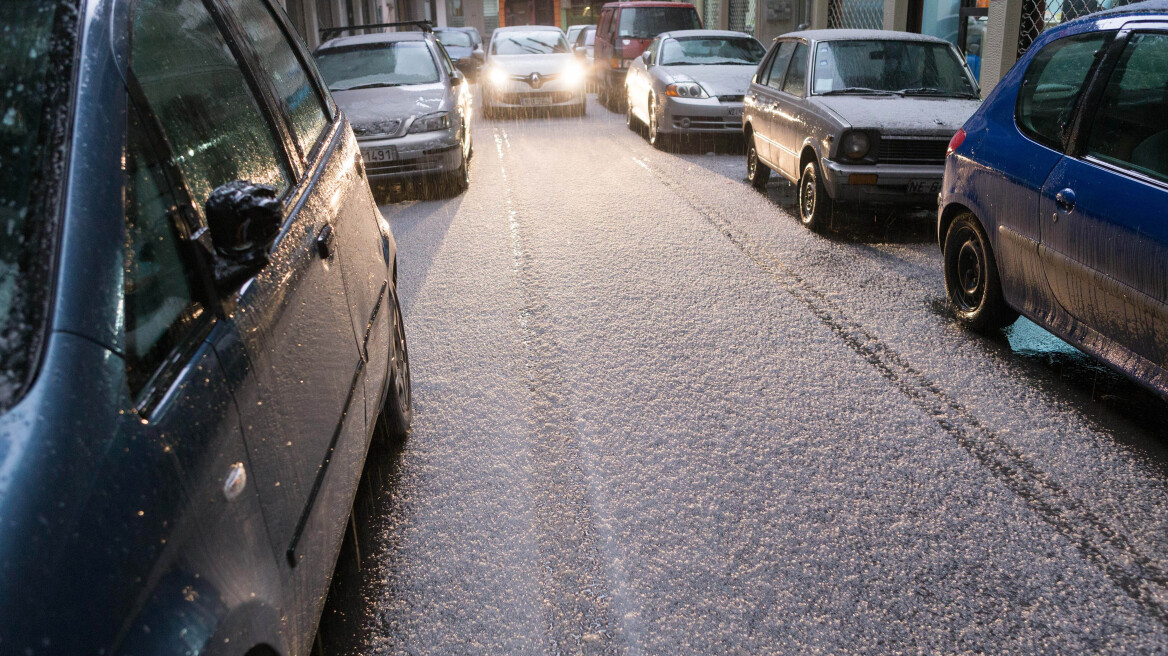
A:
451,69,466,85
642,50,651,64
205,180,282,285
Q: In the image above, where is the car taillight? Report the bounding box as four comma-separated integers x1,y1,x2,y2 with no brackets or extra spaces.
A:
947,128,966,156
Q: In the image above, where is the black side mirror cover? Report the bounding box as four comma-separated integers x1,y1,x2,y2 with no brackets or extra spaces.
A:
205,180,282,288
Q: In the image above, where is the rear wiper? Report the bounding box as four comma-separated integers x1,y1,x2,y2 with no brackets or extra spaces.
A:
898,87,978,98
819,87,897,96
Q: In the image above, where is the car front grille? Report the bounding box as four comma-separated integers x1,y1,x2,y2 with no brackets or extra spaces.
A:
877,136,949,165
499,91,576,104
717,94,744,103
672,115,739,130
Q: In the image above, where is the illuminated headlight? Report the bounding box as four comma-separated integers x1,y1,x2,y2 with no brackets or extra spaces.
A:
665,82,708,99
488,67,508,86
408,112,452,134
840,131,871,160
562,61,586,87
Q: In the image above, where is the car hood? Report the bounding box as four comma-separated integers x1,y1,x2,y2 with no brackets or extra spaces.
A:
331,83,450,134
812,95,981,133
662,64,756,97
489,53,576,76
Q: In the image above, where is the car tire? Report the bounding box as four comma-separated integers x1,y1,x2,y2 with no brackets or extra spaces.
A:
943,212,1019,332
380,287,412,442
746,135,770,190
625,93,638,131
446,154,470,195
798,160,831,231
648,96,667,150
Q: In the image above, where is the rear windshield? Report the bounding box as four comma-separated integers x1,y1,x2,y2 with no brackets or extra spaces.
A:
316,41,440,90
659,36,766,65
0,1,75,412
492,31,569,55
437,30,473,48
617,7,701,39
812,39,976,97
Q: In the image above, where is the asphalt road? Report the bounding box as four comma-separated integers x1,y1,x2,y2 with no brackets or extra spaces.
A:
315,93,1168,655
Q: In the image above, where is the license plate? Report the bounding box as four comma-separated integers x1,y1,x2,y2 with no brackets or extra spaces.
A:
726,108,743,117
362,147,397,163
906,179,941,194
521,96,553,106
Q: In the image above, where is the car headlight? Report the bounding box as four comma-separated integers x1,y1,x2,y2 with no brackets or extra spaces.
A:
665,82,708,99
840,131,871,160
562,61,586,87
488,66,508,86
408,112,452,134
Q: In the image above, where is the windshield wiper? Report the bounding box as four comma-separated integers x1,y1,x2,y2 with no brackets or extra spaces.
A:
333,82,406,91
897,87,978,98
819,87,897,96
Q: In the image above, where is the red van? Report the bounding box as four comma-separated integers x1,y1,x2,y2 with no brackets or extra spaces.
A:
594,1,701,109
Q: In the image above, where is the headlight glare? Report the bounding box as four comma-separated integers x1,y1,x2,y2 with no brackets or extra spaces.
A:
563,61,586,87
488,67,508,86
408,112,452,134
665,82,708,99
841,131,871,160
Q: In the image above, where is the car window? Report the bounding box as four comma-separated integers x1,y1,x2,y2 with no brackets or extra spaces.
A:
435,41,456,76
492,31,568,55
764,42,795,90
1016,32,1110,150
316,42,442,89
616,7,701,39
782,43,808,96
646,38,660,64
123,106,205,396
437,30,473,48
1085,32,1168,184
811,39,975,96
659,37,766,66
225,0,331,160
131,0,292,213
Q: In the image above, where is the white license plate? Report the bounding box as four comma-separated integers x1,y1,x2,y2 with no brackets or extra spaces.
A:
521,96,553,106
362,147,398,163
726,108,743,117
906,179,941,194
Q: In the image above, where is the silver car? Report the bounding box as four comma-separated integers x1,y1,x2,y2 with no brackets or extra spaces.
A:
744,30,980,230
625,30,767,148
482,26,588,117
315,30,473,193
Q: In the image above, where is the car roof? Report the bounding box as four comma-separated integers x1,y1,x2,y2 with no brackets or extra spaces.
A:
777,28,952,45
659,29,756,39
317,31,430,51
601,1,696,8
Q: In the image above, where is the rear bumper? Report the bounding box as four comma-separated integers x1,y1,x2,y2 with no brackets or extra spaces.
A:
820,159,944,205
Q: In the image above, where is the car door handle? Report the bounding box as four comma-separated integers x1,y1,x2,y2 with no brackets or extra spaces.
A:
1055,188,1076,213
316,223,335,259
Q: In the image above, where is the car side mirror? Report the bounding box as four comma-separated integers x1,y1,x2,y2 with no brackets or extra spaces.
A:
204,180,282,288
473,48,485,61
641,51,651,65
451,69,466,85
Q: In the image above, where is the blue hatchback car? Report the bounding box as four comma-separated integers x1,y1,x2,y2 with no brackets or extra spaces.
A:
939,0,1168,397
0,1,410,655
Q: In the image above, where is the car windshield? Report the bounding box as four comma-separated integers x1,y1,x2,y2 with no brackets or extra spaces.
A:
812,39,976,96
617,7,701,39
316,41,440,90
0,2,71,412
659,36,765,65
437,30,473,48
492,31,569,55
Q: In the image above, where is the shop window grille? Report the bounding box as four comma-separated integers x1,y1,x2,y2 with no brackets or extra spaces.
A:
827,0,884,30
1018,0,1138,56
729,0,747,32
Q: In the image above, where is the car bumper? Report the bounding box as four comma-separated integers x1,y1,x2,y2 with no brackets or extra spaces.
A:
820,160,944,205
358,131,463,182
483,80,585,108
659,97,743,134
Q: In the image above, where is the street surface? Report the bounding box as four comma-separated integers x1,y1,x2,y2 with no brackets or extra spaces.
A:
316,93,1168,655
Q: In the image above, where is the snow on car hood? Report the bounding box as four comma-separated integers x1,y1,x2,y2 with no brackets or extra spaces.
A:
665,64,756,97
489,53,575,76
812,95,981,133
332,83,450,133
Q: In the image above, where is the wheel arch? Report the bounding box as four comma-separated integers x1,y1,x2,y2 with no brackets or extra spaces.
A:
938,201,978,251
798,144,819,174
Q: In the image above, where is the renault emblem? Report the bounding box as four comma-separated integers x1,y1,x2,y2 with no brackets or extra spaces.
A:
529,73,542,89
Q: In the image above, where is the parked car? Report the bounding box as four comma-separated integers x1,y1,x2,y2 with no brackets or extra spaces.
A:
482,26,588,117
573,25,599,87
435,25,486,79
939,2,1168,397
625,29,766,147
0,0,411,655
566,23,590,48
595,1,702,109
744,30,980,230
315,28,473,194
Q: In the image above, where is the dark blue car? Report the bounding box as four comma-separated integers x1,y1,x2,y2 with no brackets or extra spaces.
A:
939,0,1168,398
0,1,411,654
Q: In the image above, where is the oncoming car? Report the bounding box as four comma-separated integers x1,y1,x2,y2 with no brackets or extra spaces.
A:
625,30,766,147
482,26,588,117
315,27,473,195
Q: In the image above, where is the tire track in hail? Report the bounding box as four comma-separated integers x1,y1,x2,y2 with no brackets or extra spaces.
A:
624,149,1168,629
493,126,622,656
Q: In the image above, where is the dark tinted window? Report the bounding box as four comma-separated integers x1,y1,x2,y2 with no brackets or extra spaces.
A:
764,42,795,90
1016,32,1109,150
226,0,331,159
124,108,204,396
616,7,701,39
782,43,808,96
132,0,291,212
1085,32,1168,184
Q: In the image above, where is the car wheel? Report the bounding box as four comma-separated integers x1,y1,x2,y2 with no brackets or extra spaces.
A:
943,212,1019,332
798,160,831,231
648,96,667,150
626,94,637,130
747,135,770,190
446,152,470,195
380,287,412,441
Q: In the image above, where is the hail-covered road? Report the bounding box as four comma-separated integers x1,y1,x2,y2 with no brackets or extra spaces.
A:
315,95,1168,656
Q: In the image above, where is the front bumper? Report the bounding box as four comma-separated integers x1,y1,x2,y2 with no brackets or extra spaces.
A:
483,79,585,109
819,159,943,205
358,130,463,182
659,97,743,134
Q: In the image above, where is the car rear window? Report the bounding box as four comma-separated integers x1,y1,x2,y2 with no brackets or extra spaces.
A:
617,7,701,39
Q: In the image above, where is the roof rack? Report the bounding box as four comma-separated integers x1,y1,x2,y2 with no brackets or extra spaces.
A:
320,20,433,41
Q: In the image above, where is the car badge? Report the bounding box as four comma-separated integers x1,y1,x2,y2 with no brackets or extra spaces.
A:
529,73,542,89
